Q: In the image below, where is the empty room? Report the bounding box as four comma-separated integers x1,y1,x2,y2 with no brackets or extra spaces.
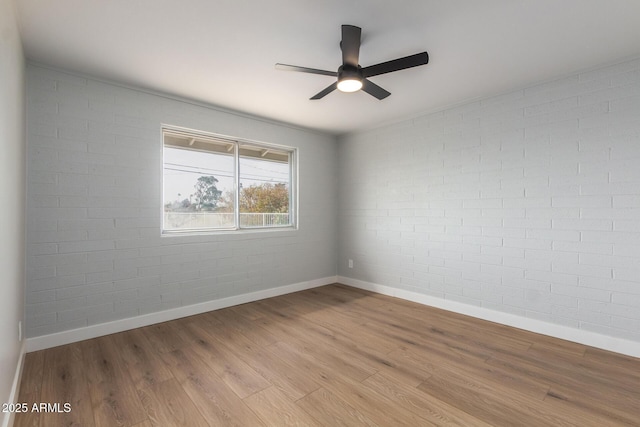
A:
2,0,640,426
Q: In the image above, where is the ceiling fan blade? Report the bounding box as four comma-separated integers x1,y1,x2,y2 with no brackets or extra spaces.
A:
275,63,337,77
362,52,429,78
341,25,361,67
361,79,391,100
310,82,338,100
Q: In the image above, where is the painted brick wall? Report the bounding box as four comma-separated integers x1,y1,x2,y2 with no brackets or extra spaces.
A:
338,57,640,343
25,64,337,338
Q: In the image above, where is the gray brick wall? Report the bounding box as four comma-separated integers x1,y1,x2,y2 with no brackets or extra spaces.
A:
338,57,640,343
25,64,338,338
25,57,640,346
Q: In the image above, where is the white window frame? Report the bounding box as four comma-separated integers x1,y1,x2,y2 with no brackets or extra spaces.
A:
162,125,297,234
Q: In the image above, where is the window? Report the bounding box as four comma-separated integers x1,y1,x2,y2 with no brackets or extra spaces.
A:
162,127,296,233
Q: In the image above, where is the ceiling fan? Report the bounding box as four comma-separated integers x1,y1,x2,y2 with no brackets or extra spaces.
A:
276,24,429,100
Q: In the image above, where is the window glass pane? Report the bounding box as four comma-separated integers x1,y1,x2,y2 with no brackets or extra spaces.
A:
239,149,291,228
162,127,295,233
163,146,235,231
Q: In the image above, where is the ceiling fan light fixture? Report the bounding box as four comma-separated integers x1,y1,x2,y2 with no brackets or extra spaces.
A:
337,64,363,93
337,77,363,92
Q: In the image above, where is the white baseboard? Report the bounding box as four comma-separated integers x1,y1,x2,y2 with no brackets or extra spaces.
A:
2,341,26,427
26,276,337,352
339,276,640,359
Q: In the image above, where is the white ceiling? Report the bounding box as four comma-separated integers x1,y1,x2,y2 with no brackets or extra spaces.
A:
15,0,640,135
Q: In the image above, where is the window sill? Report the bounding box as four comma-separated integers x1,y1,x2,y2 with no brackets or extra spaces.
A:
161,225,298,238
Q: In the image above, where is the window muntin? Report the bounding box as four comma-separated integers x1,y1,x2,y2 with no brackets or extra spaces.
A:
162,127,295,233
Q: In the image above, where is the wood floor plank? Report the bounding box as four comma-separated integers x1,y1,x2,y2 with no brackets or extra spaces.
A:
228,301,267,320
296,387,379,427
243,386,322,426
542,385,639,426
206,307,279,347
160,348,266,427
351,299,534,356
417,367,601,427
487,349,640,408
271,307,459,387
528,337,587,357
266,339,400,424
109,328,174,391
252,309,398,376
282,287,371,319
318,371,437,426
139,321,190,354
387,346,551,401
363,372,494,427
583,346,640,370
300,306,399,354
13,351,45,427
137,379,209,427
39,344,95,427
17,351,44,399
81,335,147,427
302,284,388,309
527,343,640,392
266,341,434,426
532,345,640,426
268,339,376,383
15,284,640,426
181,321,272,399
201,323,323,401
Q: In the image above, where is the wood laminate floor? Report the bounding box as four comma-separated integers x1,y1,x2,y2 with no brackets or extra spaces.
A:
14,284,640,426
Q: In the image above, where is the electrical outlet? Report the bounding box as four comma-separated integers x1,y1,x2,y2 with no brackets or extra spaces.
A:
18,321,22,341
348,259,353,268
